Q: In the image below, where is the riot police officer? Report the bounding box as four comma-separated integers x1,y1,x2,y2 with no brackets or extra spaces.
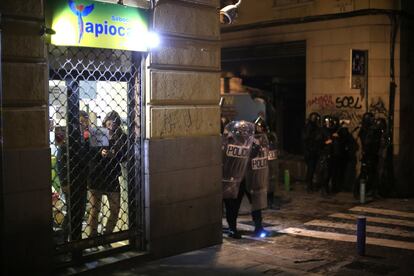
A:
223,117,271,238
334,118,357,192
241,117,270,236
317,115,335,196
266,128,279,209
222,120,255,239
330,115,344,193
303,112,322,192
375,117,388,196
254,117,279,208
358,112,382,197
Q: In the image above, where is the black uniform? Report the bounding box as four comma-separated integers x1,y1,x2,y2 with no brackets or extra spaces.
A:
222,121,255,239
225,132,269,237
375,118,389,196
267,130,279,208
316,115,335,196
334,125,357,192
358,113,382,196
303,112,322,192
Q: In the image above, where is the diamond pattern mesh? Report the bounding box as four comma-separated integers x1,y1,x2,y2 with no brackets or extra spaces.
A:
49,45,142,259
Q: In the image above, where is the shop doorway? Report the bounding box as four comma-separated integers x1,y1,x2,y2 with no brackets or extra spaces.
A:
49,45,145,265
222,41,306,155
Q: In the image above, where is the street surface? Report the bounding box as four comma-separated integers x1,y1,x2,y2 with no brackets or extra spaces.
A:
83,182,414,275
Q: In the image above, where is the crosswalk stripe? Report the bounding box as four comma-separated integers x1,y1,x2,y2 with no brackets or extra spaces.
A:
350,206,414,218
281,227,414,250
305,219,414,238
329,213,414,228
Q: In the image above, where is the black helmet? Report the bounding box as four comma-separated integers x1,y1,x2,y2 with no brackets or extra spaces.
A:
322,115,334,129
361,112,375,128
375,117,387,132
254,116,268,133
228,120,255,138
308,112,321,126
331,115,340,129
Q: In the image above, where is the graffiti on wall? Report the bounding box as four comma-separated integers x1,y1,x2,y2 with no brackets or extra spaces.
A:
369,97,388,118
307,95,335,109
309,95,391,130
335,96,362,109
309,94,365,130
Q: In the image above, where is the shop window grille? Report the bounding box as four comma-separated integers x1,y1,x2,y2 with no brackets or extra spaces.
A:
48,45,144,265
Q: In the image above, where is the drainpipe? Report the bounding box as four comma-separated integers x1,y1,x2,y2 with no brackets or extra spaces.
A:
386,13,399,195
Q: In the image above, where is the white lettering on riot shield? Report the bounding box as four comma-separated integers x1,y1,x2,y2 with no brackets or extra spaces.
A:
226,144,249,158
268,150,278,160
251,157,268,170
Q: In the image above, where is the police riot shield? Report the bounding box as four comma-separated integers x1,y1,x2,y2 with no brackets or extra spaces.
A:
245,133,269,211
267,131,279,194
222,121,255,199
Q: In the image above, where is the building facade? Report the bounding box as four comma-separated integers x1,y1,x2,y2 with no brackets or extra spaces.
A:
0,0,222,274
221,0,414,196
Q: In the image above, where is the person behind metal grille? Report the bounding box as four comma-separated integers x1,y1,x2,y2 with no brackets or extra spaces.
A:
56,110,90,241
87,111,127,237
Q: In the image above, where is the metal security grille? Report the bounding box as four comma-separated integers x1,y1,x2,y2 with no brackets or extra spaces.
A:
49,45,144,264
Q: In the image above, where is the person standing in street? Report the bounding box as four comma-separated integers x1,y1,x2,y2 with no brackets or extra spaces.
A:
303,112,322,193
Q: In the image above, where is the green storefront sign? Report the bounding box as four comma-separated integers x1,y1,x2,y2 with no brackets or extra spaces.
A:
47,0,149,51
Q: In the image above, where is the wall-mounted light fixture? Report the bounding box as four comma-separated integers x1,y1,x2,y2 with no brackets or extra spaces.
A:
220,0,242,24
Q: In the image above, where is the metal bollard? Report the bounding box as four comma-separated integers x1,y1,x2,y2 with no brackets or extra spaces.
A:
284,169,290,192
360,178,366,204
357,217,366,256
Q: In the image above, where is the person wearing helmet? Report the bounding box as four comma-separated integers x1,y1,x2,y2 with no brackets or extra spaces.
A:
254,116,267,134
235,116,270,237
333,117,357,192
266,127,279,209
223,116,271,238
330,115,344,193
222,120,255,239
246,116,270,236
374,117,389,197
358,112,382,198
302,112,322,192
316,114,336,196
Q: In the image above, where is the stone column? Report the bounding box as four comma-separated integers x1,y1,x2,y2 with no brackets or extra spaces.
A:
1,0,52,274
145,0,222,256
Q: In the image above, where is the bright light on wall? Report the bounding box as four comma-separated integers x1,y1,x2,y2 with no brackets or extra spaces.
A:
145,31,160,49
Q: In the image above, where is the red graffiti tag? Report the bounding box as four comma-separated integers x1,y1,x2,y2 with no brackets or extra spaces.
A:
307,95,334,109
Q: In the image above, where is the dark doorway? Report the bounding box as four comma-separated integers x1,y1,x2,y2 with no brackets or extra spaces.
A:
222,41,306,155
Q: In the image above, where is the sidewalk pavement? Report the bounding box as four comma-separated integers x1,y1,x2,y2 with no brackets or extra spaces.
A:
85,182,414,275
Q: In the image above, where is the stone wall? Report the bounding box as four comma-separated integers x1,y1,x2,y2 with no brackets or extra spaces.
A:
221,11,409,192
0,0,222,273
223,15,399,131
1,0,52,274
226,0,400,26
145,0,222,257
